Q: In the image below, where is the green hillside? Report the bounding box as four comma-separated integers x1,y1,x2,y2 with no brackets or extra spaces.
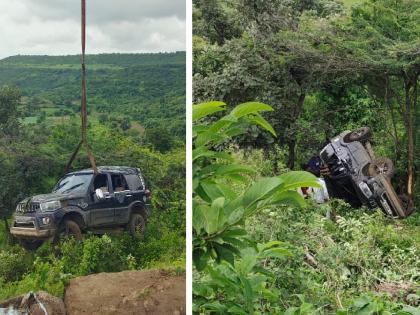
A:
0,52,186,300
0,52,186,137
341,0,361,8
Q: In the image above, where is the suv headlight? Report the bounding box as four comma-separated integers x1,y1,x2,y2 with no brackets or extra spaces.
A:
40,200,61,212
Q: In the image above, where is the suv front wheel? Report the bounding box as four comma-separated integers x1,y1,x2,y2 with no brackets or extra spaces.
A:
128,213,146,237
54,219,83,243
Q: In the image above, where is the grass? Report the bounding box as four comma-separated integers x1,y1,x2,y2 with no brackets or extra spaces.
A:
341,0,361,8
22,116,37,124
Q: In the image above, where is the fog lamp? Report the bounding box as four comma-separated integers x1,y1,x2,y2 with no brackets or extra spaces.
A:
42,217,51,225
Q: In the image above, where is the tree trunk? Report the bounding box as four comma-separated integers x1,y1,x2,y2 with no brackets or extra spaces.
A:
3,215,10,243
413,75,419,198
385,76,401,161
404,76,414,198
286,91,306,170
287,139,296,170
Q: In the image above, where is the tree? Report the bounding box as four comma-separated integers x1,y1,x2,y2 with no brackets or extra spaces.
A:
0,86,21,132
335,0,419,199
146,127,175,153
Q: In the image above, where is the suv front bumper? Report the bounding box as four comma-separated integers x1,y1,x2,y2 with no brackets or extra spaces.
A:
10,214,56,239
10,227,56,239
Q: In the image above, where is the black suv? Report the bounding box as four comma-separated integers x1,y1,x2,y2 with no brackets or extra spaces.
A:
320,127,413,218
10,166,152,250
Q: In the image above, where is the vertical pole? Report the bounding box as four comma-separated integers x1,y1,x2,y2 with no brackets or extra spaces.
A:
81,0,98,173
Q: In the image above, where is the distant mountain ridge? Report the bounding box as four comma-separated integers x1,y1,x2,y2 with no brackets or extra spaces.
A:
0,52,186,66
0,52,186,136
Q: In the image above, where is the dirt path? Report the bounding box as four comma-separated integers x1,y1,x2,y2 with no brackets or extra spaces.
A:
64,269,185,315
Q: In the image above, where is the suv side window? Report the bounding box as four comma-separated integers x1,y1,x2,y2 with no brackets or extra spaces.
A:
111,174,129,192
93,173,109,193
125,174,144,191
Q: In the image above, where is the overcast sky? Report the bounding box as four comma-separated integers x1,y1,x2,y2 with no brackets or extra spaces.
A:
0,0,185,59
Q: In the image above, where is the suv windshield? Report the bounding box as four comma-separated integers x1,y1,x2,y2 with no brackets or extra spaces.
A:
53,174,93,194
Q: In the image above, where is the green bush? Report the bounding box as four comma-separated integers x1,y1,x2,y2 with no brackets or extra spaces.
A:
0,247,31,282
192,102,320,314
0,206,186,301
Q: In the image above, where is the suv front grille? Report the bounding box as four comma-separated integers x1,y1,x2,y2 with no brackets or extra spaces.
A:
14,221,35,228
16,202,40,213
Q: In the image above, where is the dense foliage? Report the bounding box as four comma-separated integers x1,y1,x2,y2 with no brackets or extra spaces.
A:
0,204,185,300
193,0,419,205
192,103,419,314
193,0,419,313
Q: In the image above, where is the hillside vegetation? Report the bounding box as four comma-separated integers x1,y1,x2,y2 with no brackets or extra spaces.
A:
0,52,186,140
0,52,186,300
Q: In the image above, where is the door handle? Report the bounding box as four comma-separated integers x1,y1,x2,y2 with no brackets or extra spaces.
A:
105,195,112,199
126,194,133,197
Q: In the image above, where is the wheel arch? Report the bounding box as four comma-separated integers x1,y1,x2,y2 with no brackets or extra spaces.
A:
128,201,148,221
59,209,87,230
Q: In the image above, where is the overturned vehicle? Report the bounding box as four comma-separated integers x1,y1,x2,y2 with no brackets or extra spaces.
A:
320,127,413,218
10,166,152,250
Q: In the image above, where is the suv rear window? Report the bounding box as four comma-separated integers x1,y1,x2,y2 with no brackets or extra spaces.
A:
111,174,129,192
125,174,144,191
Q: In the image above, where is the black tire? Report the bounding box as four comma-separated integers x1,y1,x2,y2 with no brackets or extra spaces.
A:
368,157,395,178
343,127,372,143
398,194,414,217
54,219,83,244
20,239,44,251
128,213,146,237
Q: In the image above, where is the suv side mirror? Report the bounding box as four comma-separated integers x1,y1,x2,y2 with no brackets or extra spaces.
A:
95,188,105,200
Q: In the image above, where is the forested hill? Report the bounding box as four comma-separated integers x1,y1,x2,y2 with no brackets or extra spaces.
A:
0,52,185,67
0,52,186,137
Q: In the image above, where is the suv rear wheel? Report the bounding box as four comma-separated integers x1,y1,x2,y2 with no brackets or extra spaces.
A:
368,157,395,178
128,213,146,237
343,127,372,143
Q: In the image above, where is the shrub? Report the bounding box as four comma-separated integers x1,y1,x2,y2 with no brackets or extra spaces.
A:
0,247,31,282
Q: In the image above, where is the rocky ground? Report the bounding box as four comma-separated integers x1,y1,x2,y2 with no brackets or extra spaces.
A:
0,269,186,315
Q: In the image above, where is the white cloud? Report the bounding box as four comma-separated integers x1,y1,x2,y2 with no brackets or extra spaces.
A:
0,0,185,58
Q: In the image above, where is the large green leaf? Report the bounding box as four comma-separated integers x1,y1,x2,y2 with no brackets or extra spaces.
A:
192,147,232,162
193,204,208,234
193,101,226,121
401,305,420,315
237,248,258,275
242,177,284,213
195,131,226,147
198,164,255,179
213,243,236,265
238,274,254,312
269,190,306,208
193,248,210,271
196,180,238,204
230,102,273,119
278,171,321,190
248,112,277,136
202,197,226,235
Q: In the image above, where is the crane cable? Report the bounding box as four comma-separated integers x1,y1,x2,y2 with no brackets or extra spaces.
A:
65,0,98,174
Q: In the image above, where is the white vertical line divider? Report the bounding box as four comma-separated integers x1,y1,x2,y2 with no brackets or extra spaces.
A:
185,0,193,313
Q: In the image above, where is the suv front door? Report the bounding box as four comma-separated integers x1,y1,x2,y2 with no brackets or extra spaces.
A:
88,173,115,226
